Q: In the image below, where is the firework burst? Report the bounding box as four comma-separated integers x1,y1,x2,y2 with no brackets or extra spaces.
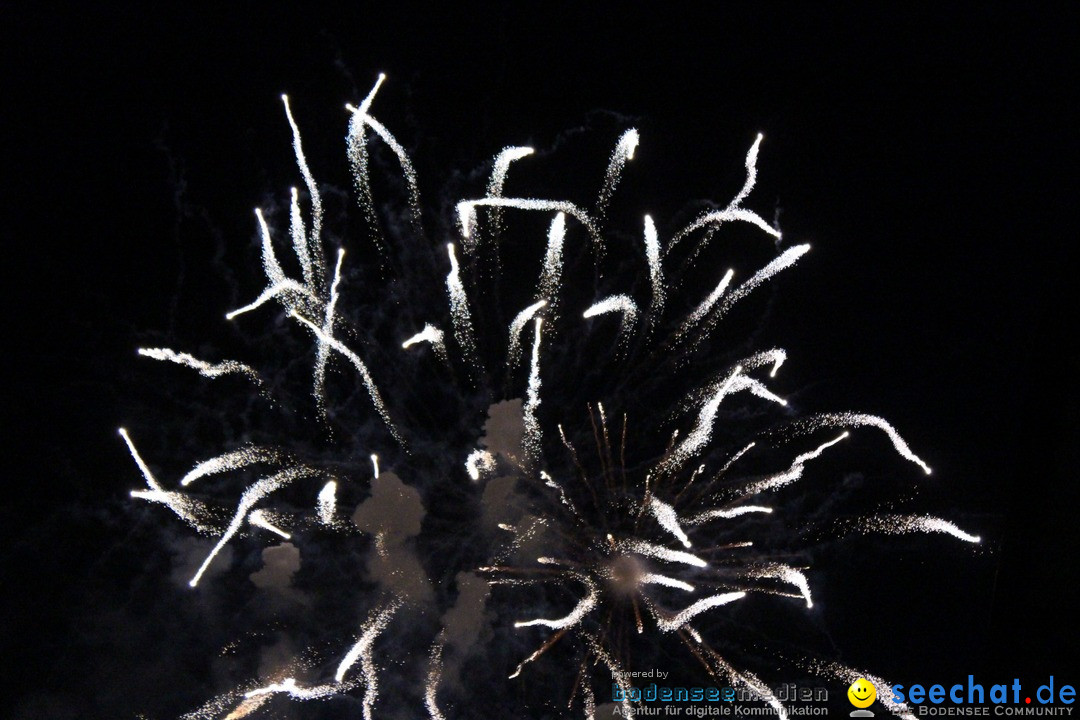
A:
122,74,980,720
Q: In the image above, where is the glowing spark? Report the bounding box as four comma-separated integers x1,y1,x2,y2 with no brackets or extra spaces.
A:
536,213,565,306
457,198,597,247
137,348,262,385
522,318,543,462
740,432,849,496
643,215,664,317
120,428,209,531
189,467,317,587
713,244,811,323
619,539,707,568
640,573,695,592
425,643,446,720
514,576,597,630
402,323,449,364
507,300,547,370
688,505,774,524
749,563,813,608
647,496,692,548
289,311,404,448
223,207,324,321
465,449,496,481
653,591,746,631
668,134,778,256
678,268,734,338
346,95,421,232
479,145,536,255
370,454,380,479
244,678,342,701
863,514,981,543
596,128,640,223
582,294,638,338
317,480,337,525
540,471,578,515
335,600,401,720
488,146,535,196
663,367,742,474
445,243,479,363
740,348,787,377
796,412,933,475
248,509,291,539
281,93,325,287
225,279,319,321
313,248,345,415
179,447,282,487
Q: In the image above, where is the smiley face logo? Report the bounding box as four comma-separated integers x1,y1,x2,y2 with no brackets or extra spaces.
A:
848,678,877,708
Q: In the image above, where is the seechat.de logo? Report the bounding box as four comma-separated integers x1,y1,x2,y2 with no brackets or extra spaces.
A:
849,678,877,717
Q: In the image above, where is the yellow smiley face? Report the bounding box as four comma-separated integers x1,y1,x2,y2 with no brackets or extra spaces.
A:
848,678,877,708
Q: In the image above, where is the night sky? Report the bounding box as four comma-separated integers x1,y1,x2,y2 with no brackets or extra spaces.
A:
3,4,1078,719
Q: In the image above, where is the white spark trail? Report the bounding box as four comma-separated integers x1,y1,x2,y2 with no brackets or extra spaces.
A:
244,678,345,701
179,447,282,487
507,300,547,370
457,198,598,249
748,564,813,607
313,248,345,415
465,449,496,481
445,243,479,364
289,187,314,288
345,97,422,232
640,573,695,592
478,145,535,255
739,348,787,377
667,134,777,257
662,367,742,475
740,432,849,496
402,323,449,364
862,514,981,543
687,505,773,524
675,268,733,341
540,471,578,516
137,348,262,385
189,466,317,587
120,428,210,531
488,146,535,196
537,211,570,306
643,215,664,318
289,311,404,448
647,497,692,548
425,642,446,720
248,509,291,539
282,93,326,288
653,591,746,631
619,540,707,568
335,600,401,720
582,294,638,338
370,454,380,479
514,577,598,630
316,480,337,525
222,207,327,321
225,280,320,320
523,318,544,462
795,412,933,475
596,128,640,224
712,245,811,324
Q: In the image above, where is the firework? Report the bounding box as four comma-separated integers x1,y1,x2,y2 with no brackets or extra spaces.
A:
122,74,980,719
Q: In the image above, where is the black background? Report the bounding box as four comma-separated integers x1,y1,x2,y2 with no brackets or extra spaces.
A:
3,3,1077,717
